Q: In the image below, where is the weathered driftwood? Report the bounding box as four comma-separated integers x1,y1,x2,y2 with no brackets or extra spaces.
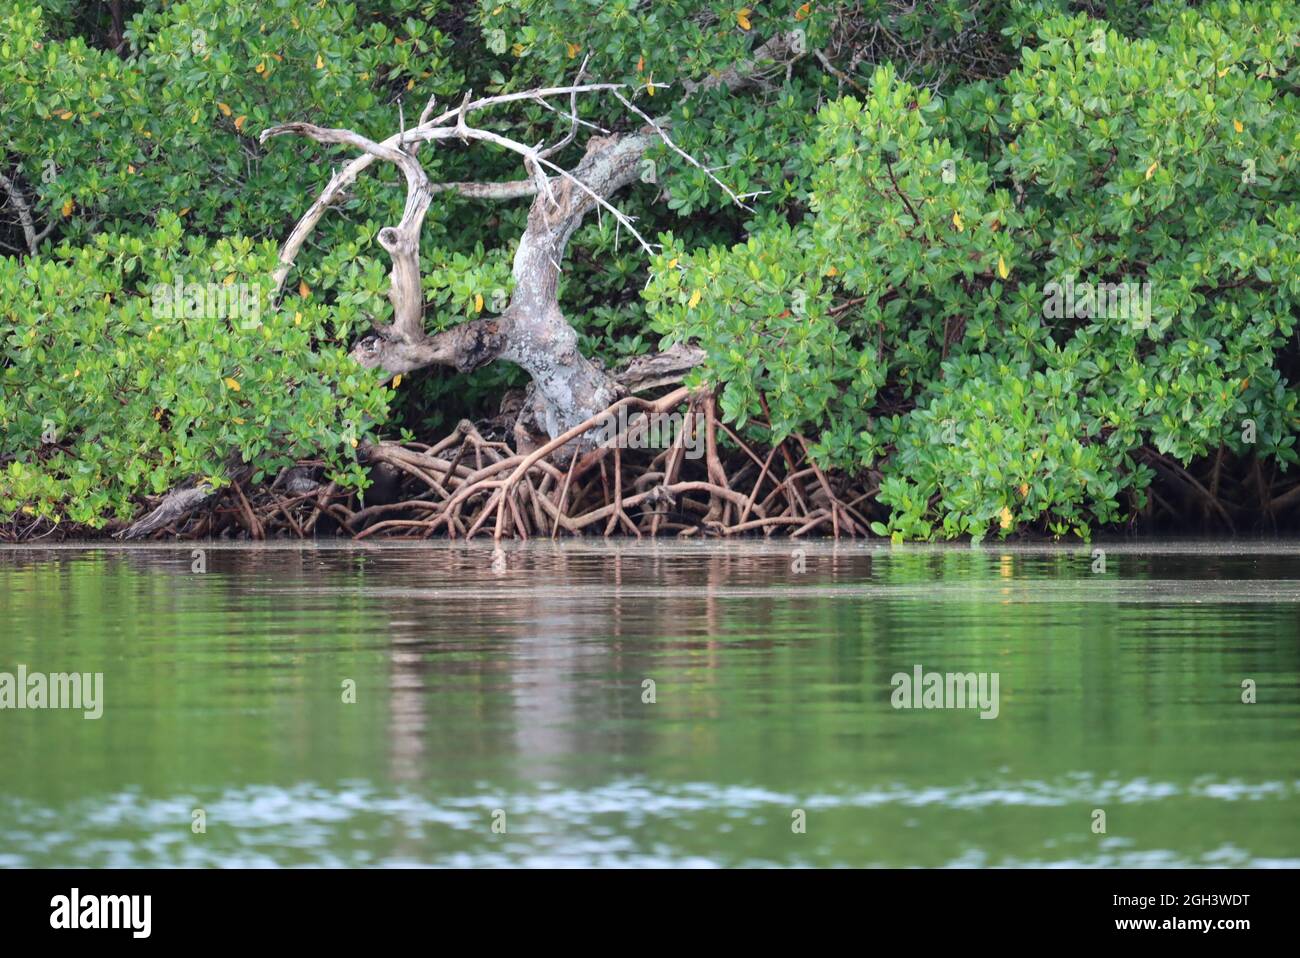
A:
118,461,253,540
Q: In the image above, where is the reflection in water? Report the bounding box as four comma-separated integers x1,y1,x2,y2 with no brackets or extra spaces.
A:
0,541,1298,867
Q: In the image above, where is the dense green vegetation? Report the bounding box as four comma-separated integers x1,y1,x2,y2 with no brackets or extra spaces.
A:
2,1,1297,539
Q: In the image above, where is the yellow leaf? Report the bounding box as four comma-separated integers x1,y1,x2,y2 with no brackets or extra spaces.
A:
234,115,246,131
796,3,812,21
646,76,655,96
688,289,702,308
1233,118,1244,133
667,258,679,269
952,211,964,231
1217,67,1229,78
350,437,359,449
224,377,241,392
1018,483,1029,498
1145,160,1158,180
998,506,1013,530
223,273,236,286
232,417,246,425
255,61,266,75
294,312,302,325
406,77,415,90
737,7,752,30
474,292,484,313
567,43,581,59
316,53,324,69
299,280,311,298
272,53,283,62
392,374,402,388
218,102,232,116
512,42,525,56
61,198,73,218
178,208,190,217
825,265,838,276
56,110,73,120
997,254,1009,279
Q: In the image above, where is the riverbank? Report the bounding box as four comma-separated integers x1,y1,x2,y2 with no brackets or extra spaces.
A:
6,404,1297,544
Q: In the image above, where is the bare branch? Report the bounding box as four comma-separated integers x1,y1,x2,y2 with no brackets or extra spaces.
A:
429,179,537,200
612,90,763,210
259,82,624,296
263,121,433,340
538,55,591,161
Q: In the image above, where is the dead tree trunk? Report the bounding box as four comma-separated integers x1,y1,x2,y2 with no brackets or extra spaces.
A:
261,32,805,442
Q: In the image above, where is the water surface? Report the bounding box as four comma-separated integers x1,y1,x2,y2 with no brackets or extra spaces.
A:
1,541,1297,867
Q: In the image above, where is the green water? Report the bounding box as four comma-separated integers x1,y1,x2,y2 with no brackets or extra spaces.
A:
0,541,1297,867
